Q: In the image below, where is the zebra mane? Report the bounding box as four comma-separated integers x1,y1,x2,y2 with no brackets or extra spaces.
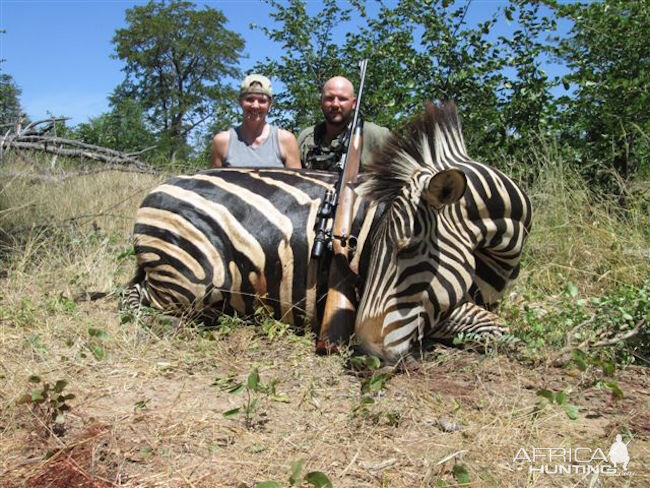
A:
357,101,468,204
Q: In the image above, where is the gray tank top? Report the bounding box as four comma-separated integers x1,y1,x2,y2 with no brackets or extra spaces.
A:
224,124,284,167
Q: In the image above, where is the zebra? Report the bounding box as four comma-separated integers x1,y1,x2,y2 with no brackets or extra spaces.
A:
353,102,532,360
124,102,532,362
125,167,368,330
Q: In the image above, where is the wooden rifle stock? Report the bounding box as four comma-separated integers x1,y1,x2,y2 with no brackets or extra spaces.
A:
316,59,368,354
316,126,362,353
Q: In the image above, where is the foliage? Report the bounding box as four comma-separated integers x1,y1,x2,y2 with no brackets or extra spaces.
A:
348,355,401,425
254,305,291,341
550,0,650,183
254,0,565,161
362,0,506,153
246,458,333,488
214,367,289,430
452,463,471,485
72,98,156,155
112,0,244,160
570,348,624,400
498,0,558,151
252,0,355,132
508,277,650,364
84,327,109,361
254,0,649,194
0,30,24,126
535,388,579,420
18,376,75,437
0,73,23,126
255,0,508,141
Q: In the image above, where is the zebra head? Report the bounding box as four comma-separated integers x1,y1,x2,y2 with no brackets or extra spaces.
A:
354,102,474,361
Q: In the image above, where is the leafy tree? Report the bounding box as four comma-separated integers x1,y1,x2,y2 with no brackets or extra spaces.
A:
0,73,23,126
346,0,558,159
498,1,558,151
252,0,355,132
342,1,422,128
112,0,244,161
551,0,650,182
73,98,156,155
257,0,508,158
1,30,23,126
347,0,507,157
257,0,648,191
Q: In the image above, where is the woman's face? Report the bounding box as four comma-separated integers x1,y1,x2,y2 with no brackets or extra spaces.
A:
240,94,271,123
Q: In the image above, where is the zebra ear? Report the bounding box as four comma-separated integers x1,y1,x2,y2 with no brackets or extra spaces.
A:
423,169,467,209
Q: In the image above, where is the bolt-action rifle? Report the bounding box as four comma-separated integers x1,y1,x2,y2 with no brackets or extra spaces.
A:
312,59,368,354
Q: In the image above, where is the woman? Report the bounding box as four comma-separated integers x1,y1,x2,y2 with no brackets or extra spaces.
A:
210,74,301,168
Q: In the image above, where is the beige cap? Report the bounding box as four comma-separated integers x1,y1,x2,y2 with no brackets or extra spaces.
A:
240,74,273,98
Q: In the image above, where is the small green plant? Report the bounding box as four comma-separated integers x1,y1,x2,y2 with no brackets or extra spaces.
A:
246,458,333,488
535,388,579,420
214,367,289,429
452,463,471,485
84,326,108,360
116,246,136,260
18,375,75,436
215,312,246,337
15,297,37,327
349,355,397,424
570,348,624,400
254,305,291,341
45,293,77,314
134,398,150,412
25,333,47,352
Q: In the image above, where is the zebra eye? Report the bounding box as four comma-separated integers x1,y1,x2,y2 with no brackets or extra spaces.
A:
395,238,420,258
395,237,411,252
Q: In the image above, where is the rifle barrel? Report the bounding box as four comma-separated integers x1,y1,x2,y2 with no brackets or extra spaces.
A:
350,59,368,135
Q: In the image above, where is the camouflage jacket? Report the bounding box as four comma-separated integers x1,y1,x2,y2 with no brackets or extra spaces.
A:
297,120,391,171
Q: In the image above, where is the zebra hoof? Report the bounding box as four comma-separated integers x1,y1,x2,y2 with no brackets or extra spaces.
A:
315,340,339,356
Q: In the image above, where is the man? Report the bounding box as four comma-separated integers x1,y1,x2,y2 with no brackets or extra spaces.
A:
298,76,390,171
211,74,301,168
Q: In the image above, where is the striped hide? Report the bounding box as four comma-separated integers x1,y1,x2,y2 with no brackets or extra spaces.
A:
126,168,378,333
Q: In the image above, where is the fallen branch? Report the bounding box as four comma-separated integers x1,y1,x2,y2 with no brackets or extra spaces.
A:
1,116,157,174
549,319,645,367
21,117,71,135
591,321,644,348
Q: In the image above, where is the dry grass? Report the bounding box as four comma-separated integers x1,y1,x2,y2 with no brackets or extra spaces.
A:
511,140,650,297
1,154,649,487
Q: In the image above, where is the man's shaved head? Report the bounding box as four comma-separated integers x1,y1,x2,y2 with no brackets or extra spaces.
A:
322,76,355,99
321,76,357,128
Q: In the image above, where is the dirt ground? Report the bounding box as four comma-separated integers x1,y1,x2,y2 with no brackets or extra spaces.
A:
1,298,648,488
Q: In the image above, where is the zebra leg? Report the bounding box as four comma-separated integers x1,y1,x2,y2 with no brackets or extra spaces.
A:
430,302,509,340
120,282,151,314
120,280,191,332
121,266,148,312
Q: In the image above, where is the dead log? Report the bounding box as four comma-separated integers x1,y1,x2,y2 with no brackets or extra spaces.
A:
0,116,158,173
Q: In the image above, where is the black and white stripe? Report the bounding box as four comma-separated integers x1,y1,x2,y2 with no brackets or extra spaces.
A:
125,168,375,332
353,102,532,359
